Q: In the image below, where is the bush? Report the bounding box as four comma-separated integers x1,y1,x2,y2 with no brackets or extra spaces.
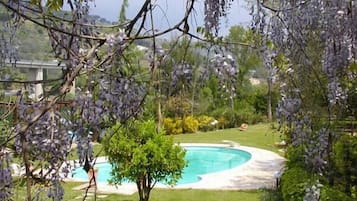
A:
236,111,266,125
217,117,227,129
332,134,357,197
183,116,199,133
210,105,266,129
285,145,306,169
210,108,238,128
281,167,310,201
197,115,215,131
163,117,183,135
163,116,199,134
320,186,355,201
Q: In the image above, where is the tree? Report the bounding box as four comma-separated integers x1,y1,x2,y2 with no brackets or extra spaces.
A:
103,119,186,201
225,26,275,121
226,26,262,90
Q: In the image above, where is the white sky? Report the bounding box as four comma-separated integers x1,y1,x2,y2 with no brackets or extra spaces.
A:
89,0,251,37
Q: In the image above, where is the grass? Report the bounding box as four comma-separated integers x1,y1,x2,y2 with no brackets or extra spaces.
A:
96,189,261,201
173,123,282,154
12,180,86,201
16,123,283,201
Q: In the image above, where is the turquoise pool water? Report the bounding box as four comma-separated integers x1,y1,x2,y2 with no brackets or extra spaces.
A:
71,146,251,185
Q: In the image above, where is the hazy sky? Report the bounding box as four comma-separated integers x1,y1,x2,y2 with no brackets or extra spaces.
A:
89,0,251,37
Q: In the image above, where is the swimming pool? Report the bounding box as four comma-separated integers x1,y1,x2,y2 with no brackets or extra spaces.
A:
71,146,252,185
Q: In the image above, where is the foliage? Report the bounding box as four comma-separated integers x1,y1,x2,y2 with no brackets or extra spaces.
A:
280,167,310,201
163,117,183,135
0,145,12,200
204,0,234,36
284,145,306,169
194,86,213,115
217,117,228,129
226,26,263,94
197,115,215,131
332,134,357,197
0,119,11,145
165,96,192,118
103,119,186,201
320,186,355,201
0,67,27,90
183,116,199,133
164,115,218,134
0,0,243,200
252,0,356,199
210,106,265,129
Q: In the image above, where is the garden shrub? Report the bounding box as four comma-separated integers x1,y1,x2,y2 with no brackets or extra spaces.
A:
163,116,199,134
197,115,215,131
332,134,357,197
163,117,183,135
285,145,306,169
320,186,355,201
210,109,238,128
236,111,266,125
183,116,199,133
210,104,266,129
210,108,234,128
281,167,310,201
224,109,238,128
217,117,227,129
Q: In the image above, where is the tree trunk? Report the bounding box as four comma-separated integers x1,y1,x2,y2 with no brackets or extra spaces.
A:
137,180,151,201
267,77,273,122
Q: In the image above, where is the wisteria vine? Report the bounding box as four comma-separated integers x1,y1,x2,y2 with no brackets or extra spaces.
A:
0,0,241,200
252,0,356,198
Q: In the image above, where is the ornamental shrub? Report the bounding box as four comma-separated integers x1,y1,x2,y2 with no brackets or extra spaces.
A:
217,117,227,129
332,134,357,197
285,145,306,169
210,108,237,128
281,167,310,201
197,115,215,131
320,186,355,201
183,116,199,133
163,117,183,135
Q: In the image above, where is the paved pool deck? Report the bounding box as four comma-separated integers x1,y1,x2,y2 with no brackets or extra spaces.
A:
69,143,285,195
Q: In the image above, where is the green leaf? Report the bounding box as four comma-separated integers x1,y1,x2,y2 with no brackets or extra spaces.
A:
45,0,64,11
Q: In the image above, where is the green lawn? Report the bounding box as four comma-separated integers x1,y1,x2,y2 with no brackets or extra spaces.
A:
173,123,282,154
12,181,86,201
18,123,283,201
13,182,261,201
85,189,261,201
